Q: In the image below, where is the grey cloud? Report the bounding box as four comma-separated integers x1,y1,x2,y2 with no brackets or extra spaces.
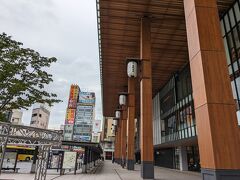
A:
0,0,102,129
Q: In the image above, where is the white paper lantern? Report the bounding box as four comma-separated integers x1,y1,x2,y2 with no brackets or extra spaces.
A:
127,61,138,78
115,110,121,118
113,119,118,126
119,94,127,105
112,125,116,131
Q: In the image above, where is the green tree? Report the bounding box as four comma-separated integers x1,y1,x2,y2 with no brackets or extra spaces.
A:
0,33,61,122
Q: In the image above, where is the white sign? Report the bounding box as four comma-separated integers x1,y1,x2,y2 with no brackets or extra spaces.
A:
62,152,77,169
92,120,101,133
2,152,17,169
91,133,100,143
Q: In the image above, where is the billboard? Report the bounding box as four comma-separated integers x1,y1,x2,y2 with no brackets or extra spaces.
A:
92,120,101,133
73,124,92,134
73,135,91,142
68,99,77,109
75,105,94,124
78,92,95,105
69,85,80,100
2,152,17,169
91,133,101,143
62,152,77,169
64,124,73,141
65,109,76,124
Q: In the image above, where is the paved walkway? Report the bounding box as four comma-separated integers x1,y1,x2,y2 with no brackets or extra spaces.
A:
0,160,201,180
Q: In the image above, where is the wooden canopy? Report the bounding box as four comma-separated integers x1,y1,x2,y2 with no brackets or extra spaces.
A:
97,0,235,117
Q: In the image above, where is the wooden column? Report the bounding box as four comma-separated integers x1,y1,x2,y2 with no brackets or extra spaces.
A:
117,121,122,165
114,125,120,164
140,17,154,179
120,108,127,168
184,0,240,179
127,77,136,170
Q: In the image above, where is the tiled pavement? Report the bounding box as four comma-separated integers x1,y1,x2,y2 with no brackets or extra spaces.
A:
0,160,201,180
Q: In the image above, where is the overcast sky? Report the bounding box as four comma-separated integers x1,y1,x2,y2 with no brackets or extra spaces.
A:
0,0,102,129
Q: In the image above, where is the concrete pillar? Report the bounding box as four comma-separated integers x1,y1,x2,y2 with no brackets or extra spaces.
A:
183,0,240,179
120,108,127,168
140,16,154,179
179,146,188,171
127,77,136,170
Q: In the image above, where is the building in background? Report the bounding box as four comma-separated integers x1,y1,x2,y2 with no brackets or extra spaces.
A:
30,105,50,129
91,119,102,143
63,84,80,140
73,91,95,142
10,109,23,125
63,85,96,142
101,117,115,160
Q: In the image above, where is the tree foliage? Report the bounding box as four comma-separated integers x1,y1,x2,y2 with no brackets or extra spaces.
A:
0,33,61,121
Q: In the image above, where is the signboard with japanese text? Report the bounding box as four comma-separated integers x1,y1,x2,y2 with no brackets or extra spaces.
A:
65,109,76,124
62,151,77,169
91,133,101,143
78,92,95,105
69,85,80,100
2,152,17,169
73,135,91,142
64,124,73,141
92,120,101,133
68,99,77,109
75,105,94,124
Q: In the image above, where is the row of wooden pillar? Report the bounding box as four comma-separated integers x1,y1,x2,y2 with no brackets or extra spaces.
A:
113,17,154,179
113,0,240,179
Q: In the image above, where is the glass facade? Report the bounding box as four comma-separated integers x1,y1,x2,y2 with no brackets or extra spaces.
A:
152,0,240,172
221,0,240,125
153,65,196,144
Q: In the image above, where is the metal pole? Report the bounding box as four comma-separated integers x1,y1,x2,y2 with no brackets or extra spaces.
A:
0,124,10,174
31,146,39,173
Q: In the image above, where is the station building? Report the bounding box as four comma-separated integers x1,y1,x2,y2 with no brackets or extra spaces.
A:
97,0,240,179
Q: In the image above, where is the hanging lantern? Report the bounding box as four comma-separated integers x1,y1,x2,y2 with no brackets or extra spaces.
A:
115,110,121,119
127,60,138,78
112,125,116,131
119,94,127,105
113,118,118,126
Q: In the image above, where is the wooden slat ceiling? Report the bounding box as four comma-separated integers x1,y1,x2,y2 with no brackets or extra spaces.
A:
97,0,235,117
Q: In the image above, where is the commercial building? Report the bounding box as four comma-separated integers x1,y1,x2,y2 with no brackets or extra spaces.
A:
63,84,79,140
73,91,95,142
91,119,102,143
101,117,115,160
63,85,96,142
97,0,240,179
30,105,50,129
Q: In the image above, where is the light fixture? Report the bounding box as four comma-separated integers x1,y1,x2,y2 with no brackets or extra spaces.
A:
112,125,116,131
119,94,127,106
127,59,138,78
115,110,121,119
113,118,118,126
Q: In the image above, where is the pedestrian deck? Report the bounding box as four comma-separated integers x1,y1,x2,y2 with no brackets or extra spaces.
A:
0,160,201,180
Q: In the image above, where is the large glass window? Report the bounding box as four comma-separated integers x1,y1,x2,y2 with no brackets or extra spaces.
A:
159,65,196,143
221,1,240,125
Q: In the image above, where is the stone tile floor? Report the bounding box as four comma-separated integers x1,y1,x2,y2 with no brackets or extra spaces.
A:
0,160,201,180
